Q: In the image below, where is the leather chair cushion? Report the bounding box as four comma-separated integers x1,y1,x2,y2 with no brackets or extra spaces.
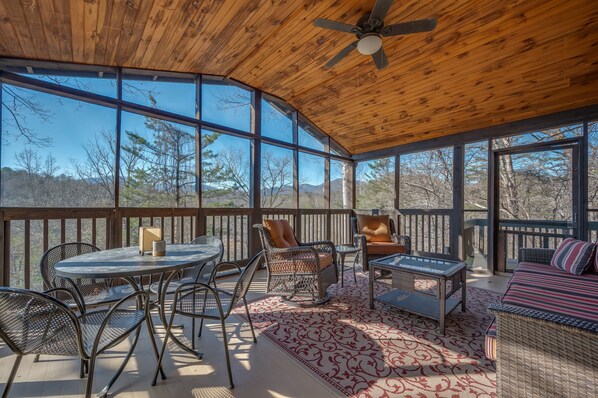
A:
263,219,299,248
291,253,334,272
356,214,391,242
366,242,407,255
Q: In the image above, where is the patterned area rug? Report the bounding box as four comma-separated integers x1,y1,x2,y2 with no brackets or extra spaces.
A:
235,273,499,398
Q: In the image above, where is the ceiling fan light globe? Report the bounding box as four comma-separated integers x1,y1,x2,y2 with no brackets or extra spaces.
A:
357,34,382,55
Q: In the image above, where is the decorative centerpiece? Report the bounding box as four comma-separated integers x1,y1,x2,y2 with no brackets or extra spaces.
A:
139,227,162,256
152,240,166,257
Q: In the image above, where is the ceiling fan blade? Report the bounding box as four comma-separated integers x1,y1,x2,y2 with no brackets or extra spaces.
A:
325,41,358,68
369,0,394,24
381,18,437,36
313,18,356,33
371,47,389,70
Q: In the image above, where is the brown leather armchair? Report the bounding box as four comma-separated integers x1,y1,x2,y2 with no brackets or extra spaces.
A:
351,213,411,272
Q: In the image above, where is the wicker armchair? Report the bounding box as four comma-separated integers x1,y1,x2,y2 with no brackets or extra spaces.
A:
351,213,411,272
254,219,338,305
0,287,161,398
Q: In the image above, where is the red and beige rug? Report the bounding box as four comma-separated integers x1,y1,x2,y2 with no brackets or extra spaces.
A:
235,273,499,398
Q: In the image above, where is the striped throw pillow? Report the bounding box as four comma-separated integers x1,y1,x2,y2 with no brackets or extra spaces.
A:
550,238,596,275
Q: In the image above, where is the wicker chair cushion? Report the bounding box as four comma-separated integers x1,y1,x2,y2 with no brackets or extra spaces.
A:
356,215,391,242
288,253,333,272
550,238,596,275
504,261,598,322
263,219,299,248
366,241,407,255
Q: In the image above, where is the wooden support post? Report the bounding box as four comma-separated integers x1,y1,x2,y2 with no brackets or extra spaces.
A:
250,91,262,258
451,144,465,261
488,140,499,273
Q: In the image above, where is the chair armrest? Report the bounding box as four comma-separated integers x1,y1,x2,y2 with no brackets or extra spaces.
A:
208,261,243,289
44,286,86,314
518,248,554,265
300,240,336,256
395,234,411,253
174,282,228,318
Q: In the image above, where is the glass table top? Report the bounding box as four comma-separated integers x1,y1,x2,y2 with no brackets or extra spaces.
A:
335,245,360,253
370,254,465,276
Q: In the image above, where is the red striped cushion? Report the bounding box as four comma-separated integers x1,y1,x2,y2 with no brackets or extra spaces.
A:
550,238,595,275
484,319,497,360
504,262,598,322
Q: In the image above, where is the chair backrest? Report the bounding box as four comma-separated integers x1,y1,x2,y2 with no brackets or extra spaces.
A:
40,243,101,289
351,213,397,242
227,252,263,314
188,236,225,280
254,221,300,252
0,287,81,357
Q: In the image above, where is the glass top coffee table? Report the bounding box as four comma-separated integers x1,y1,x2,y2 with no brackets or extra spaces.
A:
369,254,466,335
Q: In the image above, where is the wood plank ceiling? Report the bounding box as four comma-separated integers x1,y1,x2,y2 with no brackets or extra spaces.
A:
0,0,596,154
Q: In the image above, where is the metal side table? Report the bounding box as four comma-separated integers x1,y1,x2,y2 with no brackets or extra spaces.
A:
335,245,360,287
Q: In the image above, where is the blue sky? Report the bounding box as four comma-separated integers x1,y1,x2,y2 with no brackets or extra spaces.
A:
1,76,333,184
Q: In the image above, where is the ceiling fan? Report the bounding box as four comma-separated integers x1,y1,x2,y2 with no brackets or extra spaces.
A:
313,0,437,70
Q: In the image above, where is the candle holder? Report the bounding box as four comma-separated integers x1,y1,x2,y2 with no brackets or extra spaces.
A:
152,240,166,257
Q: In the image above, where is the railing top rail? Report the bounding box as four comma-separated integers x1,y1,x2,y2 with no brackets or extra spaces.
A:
1,207,113,220
398,209,452,215
203,208,252,216
465,218,588,230
120,207,198,217
499,219,574,228
499,230,572,239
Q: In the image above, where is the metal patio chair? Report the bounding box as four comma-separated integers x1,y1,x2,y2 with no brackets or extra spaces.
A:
152,252,263,389
0,287,162,398
40,242,133,309
149,235,224,348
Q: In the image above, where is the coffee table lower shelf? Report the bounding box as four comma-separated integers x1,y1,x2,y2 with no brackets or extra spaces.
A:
375,289,462,321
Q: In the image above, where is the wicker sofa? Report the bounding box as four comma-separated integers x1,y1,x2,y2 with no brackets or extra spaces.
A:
485,247,598,398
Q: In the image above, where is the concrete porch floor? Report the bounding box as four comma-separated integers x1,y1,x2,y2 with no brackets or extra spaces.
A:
0,268,509,398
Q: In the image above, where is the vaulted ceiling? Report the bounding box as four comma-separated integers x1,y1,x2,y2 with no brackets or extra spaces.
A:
0,0,597,154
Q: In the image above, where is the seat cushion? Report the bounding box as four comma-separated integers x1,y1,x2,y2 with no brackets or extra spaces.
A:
485,319,497,361
263,219,299,248
356,214,391,242
550,238,595,275
290,253,334,272
366,241,407,255
505,261,598,322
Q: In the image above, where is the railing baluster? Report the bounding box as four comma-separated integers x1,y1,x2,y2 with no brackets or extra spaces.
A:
91,217,97,247
43,219,49,253
24,220,30,289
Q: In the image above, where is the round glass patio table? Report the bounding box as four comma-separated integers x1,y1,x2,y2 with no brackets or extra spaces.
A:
55,244,221,359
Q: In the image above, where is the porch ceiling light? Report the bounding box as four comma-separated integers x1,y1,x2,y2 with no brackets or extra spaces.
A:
356,34,382,55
